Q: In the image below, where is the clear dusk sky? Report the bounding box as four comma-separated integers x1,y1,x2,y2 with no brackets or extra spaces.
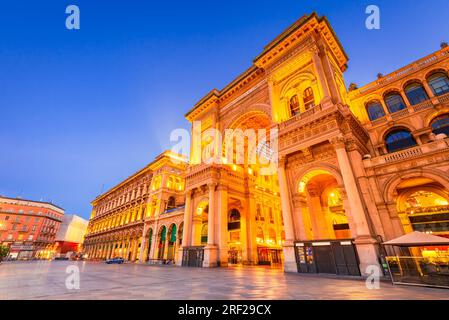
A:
0,0,448,219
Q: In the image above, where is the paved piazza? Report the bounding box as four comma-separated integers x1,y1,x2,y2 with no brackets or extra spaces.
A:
0,261,447,300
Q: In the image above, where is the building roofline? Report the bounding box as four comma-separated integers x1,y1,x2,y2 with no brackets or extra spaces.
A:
185,12,348,120
92,150,188,205
349,45,449,99
0,195,65,212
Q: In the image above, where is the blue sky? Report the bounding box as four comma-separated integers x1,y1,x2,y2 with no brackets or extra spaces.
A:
0,0,448,219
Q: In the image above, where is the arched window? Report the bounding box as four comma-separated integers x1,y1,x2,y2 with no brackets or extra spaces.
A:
384,92,406,113
385,129,417,153
428,72,449,96
289,95,300,116
405,82,429,105
431,114,449,136
366,100,385,121
303,87,315,110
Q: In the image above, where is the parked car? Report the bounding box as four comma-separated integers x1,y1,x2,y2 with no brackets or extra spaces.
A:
106,257,125,265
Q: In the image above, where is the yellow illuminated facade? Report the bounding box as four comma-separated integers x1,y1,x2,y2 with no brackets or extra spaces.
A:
84,151,187,263
85,13,449,276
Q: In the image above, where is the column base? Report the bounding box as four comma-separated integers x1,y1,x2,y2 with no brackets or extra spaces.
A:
176,248,184,266
354,236,381,277
282,242,297,273
203,245,218,268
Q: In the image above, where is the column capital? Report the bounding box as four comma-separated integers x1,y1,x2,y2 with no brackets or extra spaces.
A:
207,182,218,190
329,136,346,150
185,189,193,198
217,183,228,192
278,155,287,167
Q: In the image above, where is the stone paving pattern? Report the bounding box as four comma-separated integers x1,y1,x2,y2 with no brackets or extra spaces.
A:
0,261,448,300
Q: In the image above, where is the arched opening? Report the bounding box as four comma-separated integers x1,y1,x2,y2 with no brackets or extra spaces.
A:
366,100,386,121
303,87,315,110
431,114,449,137
293,170,361,276
299,172,352,241
405,82,429,105
385,129,418,153
394,177,449,259
427,72,449,96
223,111,283,267
384,92,407,113
289,94,300,116
157,226,167,260
167,224,177,261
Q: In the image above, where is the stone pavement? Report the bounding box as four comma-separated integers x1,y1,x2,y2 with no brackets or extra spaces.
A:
0,261,447,300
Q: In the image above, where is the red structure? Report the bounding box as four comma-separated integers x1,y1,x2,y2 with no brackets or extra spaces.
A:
0,196,65,260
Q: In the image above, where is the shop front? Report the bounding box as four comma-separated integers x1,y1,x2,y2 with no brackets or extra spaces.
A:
257,247,283,266
294,240,361,276
9,244,35,260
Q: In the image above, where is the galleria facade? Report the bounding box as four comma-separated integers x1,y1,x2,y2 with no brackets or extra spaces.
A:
84,13,449,276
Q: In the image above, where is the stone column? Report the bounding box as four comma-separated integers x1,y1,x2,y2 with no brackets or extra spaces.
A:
177,190,193,266
217,184,229,267
277,158,297,273
125,238,132,261
204,183,218,267
331,137,380,275
191,216,202,246
131,239,139,262
139,225,148,263
310,45,332,107
150,225,159,261
246,194,258,264
292,194,308,241
163,235,169,260
422,81,435,98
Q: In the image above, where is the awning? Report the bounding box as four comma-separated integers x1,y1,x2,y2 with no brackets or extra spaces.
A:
383,231,449,247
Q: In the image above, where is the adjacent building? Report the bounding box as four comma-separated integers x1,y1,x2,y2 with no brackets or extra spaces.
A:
86,12,449,277
0,196,65,260
84,151,187,262
55,214,88,255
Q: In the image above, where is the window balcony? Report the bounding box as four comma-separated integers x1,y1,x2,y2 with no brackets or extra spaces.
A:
364,138,449,167
369,92,449,127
